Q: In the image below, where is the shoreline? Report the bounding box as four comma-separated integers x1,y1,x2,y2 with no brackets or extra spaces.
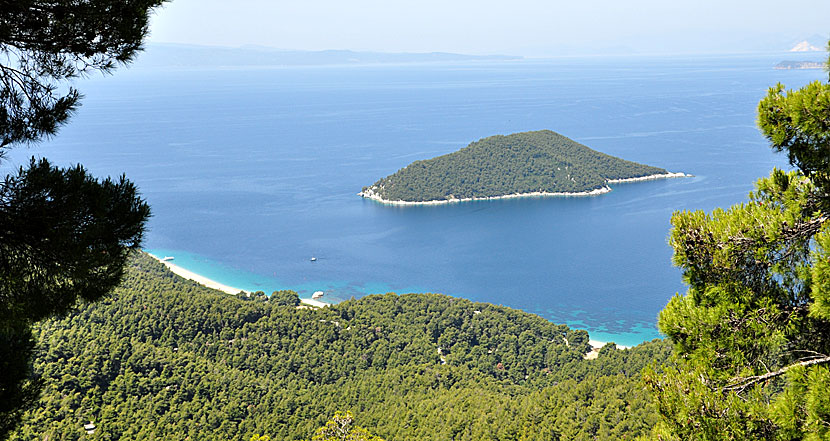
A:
589,339,630,350
146,253,329,307
359,186,613,206
586,339,631,360
606,171,688,184
144,253,650,345
359,172,689,205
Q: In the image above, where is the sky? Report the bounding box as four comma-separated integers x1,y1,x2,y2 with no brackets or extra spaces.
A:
147,0,830,56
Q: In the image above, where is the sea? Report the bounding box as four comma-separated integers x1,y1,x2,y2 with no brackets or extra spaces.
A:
6,50,826,347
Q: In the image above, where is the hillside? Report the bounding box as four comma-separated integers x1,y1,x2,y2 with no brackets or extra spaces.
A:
360,130,671,203
12,252,670,440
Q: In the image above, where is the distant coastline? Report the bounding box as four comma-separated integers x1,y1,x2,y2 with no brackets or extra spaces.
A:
136,44,521,70
774,60,825,70
359,172,689,205
146,253,329,307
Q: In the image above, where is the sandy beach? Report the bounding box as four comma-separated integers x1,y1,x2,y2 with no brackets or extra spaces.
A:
147,253,328,307
585,339,631,360
149,254,248,295
589,339,630,350
359,172,689,205
300,298,329,308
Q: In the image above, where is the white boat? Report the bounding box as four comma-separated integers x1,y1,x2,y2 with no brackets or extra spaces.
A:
310,257,317,261
312,291,324,299
162,256,174,261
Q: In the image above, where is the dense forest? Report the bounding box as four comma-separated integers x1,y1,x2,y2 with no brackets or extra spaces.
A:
11,252,670,440
361,130,667,202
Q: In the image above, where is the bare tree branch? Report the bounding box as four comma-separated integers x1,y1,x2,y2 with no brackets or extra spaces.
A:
724,355,830,393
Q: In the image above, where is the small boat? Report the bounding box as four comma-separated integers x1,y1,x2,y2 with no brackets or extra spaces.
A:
162,256,174,261
312,291,324,299
310,257,317,262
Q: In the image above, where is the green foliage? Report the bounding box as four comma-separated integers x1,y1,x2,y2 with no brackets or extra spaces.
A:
268,290,301,306
364,130,667,202
647,169,830,441
0,158,150,438
311,411,384,441
758,82,830,190
1,159,150,324
1,2,166,437
646,41,830,441
0,0,168,147
10,252,669,440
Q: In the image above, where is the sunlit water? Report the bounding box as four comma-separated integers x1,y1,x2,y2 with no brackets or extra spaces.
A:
7,51,825,346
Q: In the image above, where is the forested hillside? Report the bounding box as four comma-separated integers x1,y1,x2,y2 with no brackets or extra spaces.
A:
361,130,668,202
12,252,670,440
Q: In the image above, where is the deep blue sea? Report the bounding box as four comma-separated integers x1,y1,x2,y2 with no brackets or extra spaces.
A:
7,51,826,346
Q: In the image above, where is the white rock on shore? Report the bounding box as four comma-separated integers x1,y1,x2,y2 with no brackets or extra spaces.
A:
606,171,689,184
359,172,690,206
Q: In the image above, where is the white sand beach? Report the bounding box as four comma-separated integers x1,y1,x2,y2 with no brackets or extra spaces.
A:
149,254,248,295
147,253,328,307
589,339,630,350
359,172,690,206
300,298,329,308
585,339,631,360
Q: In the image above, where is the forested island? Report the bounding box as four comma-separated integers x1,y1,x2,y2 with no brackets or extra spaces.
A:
10,252,669,440
360,130,684,204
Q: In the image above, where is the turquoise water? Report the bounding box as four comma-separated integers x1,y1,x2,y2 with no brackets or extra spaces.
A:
7,51,826,347
145,248,409,304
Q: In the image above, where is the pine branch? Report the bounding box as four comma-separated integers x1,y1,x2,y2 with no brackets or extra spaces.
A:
723,355,830,393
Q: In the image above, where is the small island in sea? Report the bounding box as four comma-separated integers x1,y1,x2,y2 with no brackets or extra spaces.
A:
774,60,825,70
360,130,686,204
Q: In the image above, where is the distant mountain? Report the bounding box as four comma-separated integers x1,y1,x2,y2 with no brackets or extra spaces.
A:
133,44,521,68
360,130,676,204
789,39,825,52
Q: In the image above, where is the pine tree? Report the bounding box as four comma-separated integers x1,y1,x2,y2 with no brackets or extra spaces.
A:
644,41,830,440
0,1,166,437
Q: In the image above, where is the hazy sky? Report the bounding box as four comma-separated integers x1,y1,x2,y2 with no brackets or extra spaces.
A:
148,0,830,56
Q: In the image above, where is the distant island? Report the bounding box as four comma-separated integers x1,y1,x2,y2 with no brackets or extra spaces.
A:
774,60,825,70
360,130,686,204
133,44,521,69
